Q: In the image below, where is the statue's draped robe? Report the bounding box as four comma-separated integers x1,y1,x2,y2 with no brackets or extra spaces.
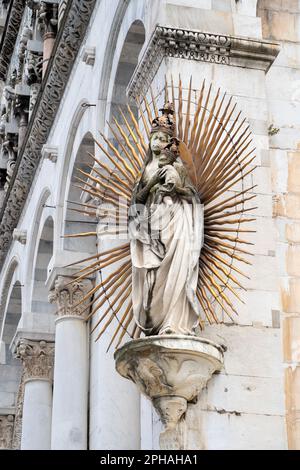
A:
129,160,204,335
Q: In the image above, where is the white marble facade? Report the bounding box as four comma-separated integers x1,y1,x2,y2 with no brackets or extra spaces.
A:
0,0,299,450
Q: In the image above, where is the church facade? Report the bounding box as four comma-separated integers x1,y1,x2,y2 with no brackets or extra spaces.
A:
0,0,299,450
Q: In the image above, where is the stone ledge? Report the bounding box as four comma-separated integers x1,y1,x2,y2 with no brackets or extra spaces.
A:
127,25,280,99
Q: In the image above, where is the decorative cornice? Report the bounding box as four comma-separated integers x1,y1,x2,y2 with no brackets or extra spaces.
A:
15,339,54,383
0,0,26,82
49,275,93,319
127,25,280,99
0,414,15,449
0,0,97,269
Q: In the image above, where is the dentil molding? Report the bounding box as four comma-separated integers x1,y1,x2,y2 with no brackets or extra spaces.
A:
127,25,280,99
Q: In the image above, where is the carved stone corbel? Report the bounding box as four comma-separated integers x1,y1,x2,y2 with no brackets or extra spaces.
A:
115,335,224,450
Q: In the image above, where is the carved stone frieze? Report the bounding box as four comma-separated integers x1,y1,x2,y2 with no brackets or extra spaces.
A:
15,339,54,383
0,414,15,449
0,0,26,81
127,25,280,99
0,0,97,268
49,276,93,318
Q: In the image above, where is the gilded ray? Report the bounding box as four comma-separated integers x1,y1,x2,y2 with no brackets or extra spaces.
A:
67,76,257,342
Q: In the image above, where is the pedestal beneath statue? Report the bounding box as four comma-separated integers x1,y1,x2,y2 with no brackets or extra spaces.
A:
114,335,224,449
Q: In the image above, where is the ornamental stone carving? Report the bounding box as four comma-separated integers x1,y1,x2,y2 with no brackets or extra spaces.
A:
37,0,59,37
15,339,54,383
0,0,97,268
127,25,280,99
0,414,15,449
49,276,93,318
0,0,25,81
115,335,224,449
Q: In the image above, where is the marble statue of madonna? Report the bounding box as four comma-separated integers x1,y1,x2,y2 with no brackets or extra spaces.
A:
129,103,204,336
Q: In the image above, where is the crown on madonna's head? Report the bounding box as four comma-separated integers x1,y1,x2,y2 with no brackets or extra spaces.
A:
150,102,175,137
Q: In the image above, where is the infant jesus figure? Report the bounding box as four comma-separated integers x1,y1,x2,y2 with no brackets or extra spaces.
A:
152,137,195,204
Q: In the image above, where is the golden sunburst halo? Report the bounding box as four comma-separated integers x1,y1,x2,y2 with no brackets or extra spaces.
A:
64,75,257,350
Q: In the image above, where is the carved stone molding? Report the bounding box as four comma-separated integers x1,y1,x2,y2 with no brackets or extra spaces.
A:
12,228,27,244
0,414,15,449
49,275,93,319
15,339,54,383
0,0,97,268
0,0,26,81
127,25,280,99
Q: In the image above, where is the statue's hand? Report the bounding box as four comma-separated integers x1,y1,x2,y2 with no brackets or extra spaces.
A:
147,168,166,188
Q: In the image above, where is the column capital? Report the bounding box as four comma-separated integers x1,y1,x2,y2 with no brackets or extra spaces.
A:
15,339,54,383
49,275,93,319
0,414,15,449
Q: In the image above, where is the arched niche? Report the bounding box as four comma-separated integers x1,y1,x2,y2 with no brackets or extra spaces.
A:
108,19,146,122
31,216,55,315
0,280,22,411
63,131,97,254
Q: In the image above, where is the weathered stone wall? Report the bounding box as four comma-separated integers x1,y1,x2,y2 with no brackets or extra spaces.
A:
258,0,300,450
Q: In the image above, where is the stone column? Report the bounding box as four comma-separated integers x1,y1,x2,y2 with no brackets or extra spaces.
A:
15,339,54,450
37,1,58,77
49,276,93,450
